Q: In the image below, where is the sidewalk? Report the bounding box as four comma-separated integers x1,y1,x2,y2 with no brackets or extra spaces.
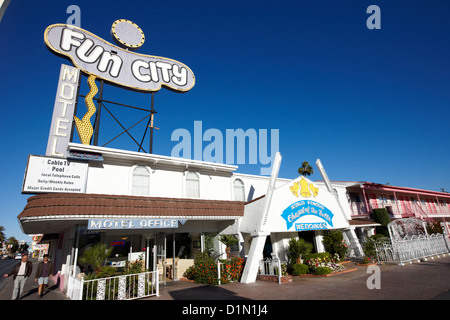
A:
0,258,68,300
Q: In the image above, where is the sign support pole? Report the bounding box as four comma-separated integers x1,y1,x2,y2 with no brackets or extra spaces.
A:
93,79,104,146
149,92,157,154
316,159,364,257
240,152,282,284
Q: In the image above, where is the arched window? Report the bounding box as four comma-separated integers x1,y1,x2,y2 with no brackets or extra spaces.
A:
185,171,200,198
233,178,245,201
132,166,150,196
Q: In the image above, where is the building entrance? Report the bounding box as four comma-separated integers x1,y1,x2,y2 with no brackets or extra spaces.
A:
298,231,317,252
152,232,193,284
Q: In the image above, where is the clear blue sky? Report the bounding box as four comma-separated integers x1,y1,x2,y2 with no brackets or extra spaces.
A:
1,0,449,241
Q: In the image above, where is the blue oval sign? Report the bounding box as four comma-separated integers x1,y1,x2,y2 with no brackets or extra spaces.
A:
281,200,334,230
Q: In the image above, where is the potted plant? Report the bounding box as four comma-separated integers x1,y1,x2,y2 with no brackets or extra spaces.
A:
219,234,238,260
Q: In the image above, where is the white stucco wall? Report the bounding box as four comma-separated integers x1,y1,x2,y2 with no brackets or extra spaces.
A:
77,143,290,203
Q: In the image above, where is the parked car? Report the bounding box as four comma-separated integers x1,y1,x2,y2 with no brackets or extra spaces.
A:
14,253,22,260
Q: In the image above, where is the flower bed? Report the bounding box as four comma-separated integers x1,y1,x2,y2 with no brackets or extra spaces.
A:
297,267,357,277
183,253,245,285
305,255,344,273
288,253,357,277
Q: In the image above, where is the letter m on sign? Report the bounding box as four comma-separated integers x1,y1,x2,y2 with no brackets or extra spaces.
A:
61,65,79,83
88,219,102,230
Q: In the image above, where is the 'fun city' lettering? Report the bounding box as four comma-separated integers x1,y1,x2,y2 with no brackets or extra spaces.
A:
45,24,194,92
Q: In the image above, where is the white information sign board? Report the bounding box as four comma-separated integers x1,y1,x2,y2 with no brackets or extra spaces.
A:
22,155,88,194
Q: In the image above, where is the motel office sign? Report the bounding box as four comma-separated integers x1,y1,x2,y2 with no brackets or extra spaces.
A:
88,218,186,230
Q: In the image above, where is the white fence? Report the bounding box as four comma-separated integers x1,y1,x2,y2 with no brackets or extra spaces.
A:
373,234,449,265
67,270,159,300
67,275,83,300
258,257,282,284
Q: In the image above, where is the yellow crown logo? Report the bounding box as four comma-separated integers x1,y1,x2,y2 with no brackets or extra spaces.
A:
290,177,319,198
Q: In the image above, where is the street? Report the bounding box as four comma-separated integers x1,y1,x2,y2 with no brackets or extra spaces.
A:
0,258,21,292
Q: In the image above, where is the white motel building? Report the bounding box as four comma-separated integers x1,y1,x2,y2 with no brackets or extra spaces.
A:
16,20,450,295
18,142,450,292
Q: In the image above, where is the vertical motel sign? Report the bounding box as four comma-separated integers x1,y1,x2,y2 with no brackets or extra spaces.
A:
46,64,81,157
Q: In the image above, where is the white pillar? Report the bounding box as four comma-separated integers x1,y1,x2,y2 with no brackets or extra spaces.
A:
345,228,364,257
314,231,325,253
238,232,245,257
72,226,80,276
200,233,205,252
152,244,157,272
173,229,176,280
145,237,150,270
240,152,282,284
240,232,269,284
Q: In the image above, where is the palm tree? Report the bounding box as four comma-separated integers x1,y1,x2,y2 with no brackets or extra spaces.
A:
0,226,5,243
79,243,113,274
288,238,313,264
7,237,18,253
219,235,238,260
297,161,314,177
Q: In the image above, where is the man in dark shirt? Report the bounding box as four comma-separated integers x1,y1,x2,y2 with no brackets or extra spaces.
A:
34,254,54,298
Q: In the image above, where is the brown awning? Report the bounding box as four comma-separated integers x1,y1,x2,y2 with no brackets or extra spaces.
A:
18,193,245,219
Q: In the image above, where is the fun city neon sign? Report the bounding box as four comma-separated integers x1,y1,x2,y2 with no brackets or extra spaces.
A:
44,20,195,149
44,21,195,93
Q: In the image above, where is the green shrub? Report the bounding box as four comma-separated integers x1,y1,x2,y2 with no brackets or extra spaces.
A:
322,231,348,260
372,208,391,225
187,252,245,285
92,266,116,279
372,208,391,237
291,263,309,275
426,222,443,235
184,266,196,280
303,252,330,261
124,258,147,275
362,256,373,264
314,267,332,275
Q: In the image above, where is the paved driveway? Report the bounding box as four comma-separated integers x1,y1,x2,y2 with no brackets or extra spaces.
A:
151,255,450,300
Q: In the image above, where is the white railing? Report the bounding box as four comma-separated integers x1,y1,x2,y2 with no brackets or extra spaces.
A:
68,270,159,300
258,257,282,284
373,234,449,265
67,275,83,300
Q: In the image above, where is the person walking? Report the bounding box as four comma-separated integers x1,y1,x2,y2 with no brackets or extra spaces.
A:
34,254,54,298
3,253,33,300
